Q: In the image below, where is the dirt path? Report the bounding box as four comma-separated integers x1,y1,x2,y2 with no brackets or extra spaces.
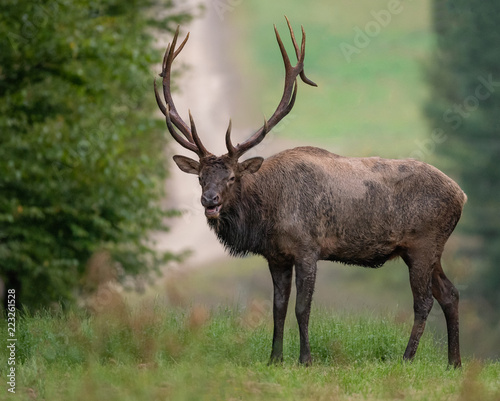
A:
153,3,230,268
153,2,301,270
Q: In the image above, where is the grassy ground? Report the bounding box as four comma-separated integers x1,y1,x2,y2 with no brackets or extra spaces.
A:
174,0,500,361
140,0,498,370
2,303,499,401
4,3,497,400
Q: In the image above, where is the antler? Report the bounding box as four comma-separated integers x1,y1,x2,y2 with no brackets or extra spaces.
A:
226,16,317,159
154,26,211,158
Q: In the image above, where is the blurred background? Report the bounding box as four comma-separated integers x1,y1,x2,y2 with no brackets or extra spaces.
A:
1,0,499,359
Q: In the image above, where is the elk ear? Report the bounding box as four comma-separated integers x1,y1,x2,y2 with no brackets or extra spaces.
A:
239,157,264,176
173,155,200,175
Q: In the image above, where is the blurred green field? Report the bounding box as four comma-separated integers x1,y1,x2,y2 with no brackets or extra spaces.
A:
3,2,498,400
2,304,499,401
233,0,433,158
165,0,498,361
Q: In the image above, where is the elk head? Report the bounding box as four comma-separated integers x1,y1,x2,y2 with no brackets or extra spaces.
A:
154,17,317,219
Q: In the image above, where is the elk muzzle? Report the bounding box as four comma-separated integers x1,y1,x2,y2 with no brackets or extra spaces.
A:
201,189,221,219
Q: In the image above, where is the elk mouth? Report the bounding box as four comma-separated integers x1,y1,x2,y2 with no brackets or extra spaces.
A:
205,204,221,218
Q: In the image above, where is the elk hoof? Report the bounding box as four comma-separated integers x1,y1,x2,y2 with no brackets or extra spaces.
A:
268,355,283,366
299,356,312,367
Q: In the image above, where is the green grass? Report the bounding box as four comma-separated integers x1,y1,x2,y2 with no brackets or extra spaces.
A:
2,304,499,401
232,0,434,159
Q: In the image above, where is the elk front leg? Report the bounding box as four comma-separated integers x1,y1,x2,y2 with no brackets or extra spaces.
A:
268,260,293,364
295,258,317,366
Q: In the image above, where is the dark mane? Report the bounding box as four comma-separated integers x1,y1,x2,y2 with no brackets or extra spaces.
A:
207,188,270,257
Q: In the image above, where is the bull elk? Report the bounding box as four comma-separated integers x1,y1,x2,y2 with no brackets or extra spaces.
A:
154,18,466,368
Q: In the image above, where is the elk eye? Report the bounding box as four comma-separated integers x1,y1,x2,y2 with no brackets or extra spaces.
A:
228,176,235,183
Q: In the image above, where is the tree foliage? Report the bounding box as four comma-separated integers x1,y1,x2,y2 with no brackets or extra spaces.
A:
425,1,500,309
0,0,190,308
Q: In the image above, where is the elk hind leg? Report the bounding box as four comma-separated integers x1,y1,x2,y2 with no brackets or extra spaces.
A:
403,251,435,362
432,260,461,368
295,258,317,366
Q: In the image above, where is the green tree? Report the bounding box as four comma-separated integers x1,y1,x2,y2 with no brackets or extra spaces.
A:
425,2,500,310
0,0,190,309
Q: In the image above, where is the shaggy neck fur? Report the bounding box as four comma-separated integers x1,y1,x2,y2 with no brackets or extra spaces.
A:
207,180,270,257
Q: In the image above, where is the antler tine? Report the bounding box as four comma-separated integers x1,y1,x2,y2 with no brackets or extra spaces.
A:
274,23,292,73
155,26,212,157
227,117,270,157
153,76,167,116
173,31,190,58
298,25,317,87
228,17,316,159
285,16,317,87
225,119,237,157
189,110,209,157
284,80,298,115
164,104,200,155
159,27,192,142
284,16,300,61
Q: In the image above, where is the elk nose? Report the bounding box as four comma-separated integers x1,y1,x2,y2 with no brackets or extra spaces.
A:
201,191,220,206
